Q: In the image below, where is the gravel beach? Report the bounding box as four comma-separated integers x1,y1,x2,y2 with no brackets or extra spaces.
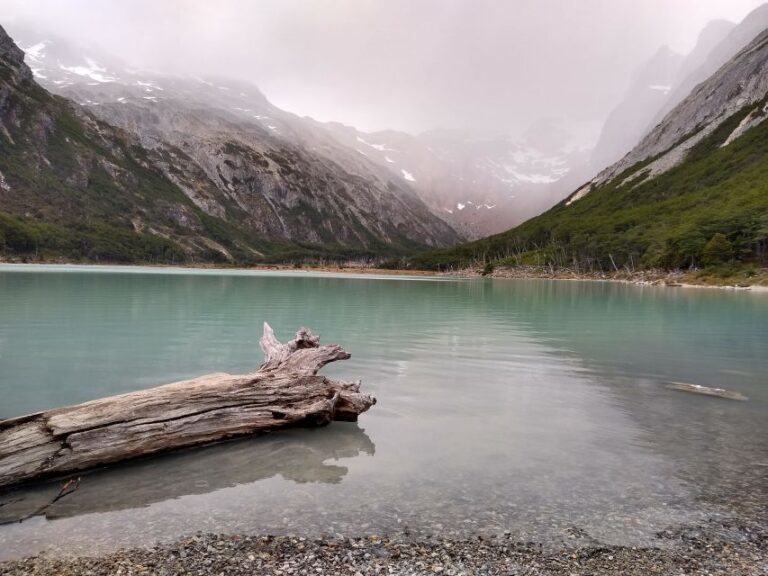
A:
2,518,766,575
439,265,768,290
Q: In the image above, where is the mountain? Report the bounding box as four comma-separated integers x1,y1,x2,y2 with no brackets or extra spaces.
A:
655,4,768,125
12,27,595,242
589,18,743,175
319,120,595,239
590,4,768,178
666,19,736,106
0,24,219,263
589,46,685,172
0,25,460,264
413,25,768,271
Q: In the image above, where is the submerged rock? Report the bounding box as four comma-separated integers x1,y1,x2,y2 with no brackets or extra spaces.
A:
667,381,748,401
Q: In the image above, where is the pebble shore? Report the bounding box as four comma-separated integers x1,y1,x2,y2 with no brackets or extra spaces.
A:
440,265,768,289
3,518,766,575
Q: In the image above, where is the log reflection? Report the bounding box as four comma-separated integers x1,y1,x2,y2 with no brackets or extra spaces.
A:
0,422,374,522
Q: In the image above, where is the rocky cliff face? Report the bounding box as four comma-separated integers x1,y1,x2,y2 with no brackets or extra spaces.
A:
588,18,742,176
589,46,685,173
568,25,768,201
0,25,460,262
58,80,460,249
0,24,220,262
654,5,768,125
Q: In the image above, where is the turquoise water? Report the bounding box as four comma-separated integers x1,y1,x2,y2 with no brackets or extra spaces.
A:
0,264,766,558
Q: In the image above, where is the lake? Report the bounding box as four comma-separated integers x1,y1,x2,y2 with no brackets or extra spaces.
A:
0,264,766,560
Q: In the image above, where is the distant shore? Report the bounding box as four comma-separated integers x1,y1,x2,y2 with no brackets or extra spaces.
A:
440,265,768,291
0,260,435,277
2,260,767,290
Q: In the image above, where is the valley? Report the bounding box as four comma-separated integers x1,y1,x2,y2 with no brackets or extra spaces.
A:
1,4,767,575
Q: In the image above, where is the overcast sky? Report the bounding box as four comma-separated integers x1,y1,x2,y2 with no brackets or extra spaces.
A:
1,0,765,137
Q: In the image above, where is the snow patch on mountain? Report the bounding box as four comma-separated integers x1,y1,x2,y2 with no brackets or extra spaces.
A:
0,169,10,192
136,80,162,90
504,168,559,184
566,184,591,206
357,135,394,152
401,169,416,182
24,41,48,61
59,57,116,83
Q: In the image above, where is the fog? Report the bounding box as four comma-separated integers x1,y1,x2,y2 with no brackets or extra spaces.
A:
0,0,764,137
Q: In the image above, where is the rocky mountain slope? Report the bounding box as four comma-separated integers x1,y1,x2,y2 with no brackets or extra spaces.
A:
654,3,768,125
590,5,768,177
591,26,768,187
0,25,219,263
589,20,739,174
412,25,768,271
12,27,593,242
589,46,686,173
0,25,460,263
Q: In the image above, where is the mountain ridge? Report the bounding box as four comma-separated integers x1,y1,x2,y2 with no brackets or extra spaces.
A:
10,25,594,241
653,3,768,127
589,46,685,173
0,23,461,263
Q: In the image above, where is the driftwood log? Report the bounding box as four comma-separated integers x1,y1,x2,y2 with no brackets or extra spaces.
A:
0,323,376,489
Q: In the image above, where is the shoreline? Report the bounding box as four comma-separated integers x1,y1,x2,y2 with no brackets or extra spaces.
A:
0,260,436,277
2,518,765,575
439,265,768,291
2,260,768,290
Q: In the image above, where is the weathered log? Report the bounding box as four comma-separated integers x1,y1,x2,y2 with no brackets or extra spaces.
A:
0,323,376,489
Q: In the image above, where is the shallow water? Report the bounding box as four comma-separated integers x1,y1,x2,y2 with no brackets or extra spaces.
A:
0,264,766,560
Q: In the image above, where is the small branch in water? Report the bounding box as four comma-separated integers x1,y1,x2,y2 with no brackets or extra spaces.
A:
3,477,81,525
0,496,23,508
